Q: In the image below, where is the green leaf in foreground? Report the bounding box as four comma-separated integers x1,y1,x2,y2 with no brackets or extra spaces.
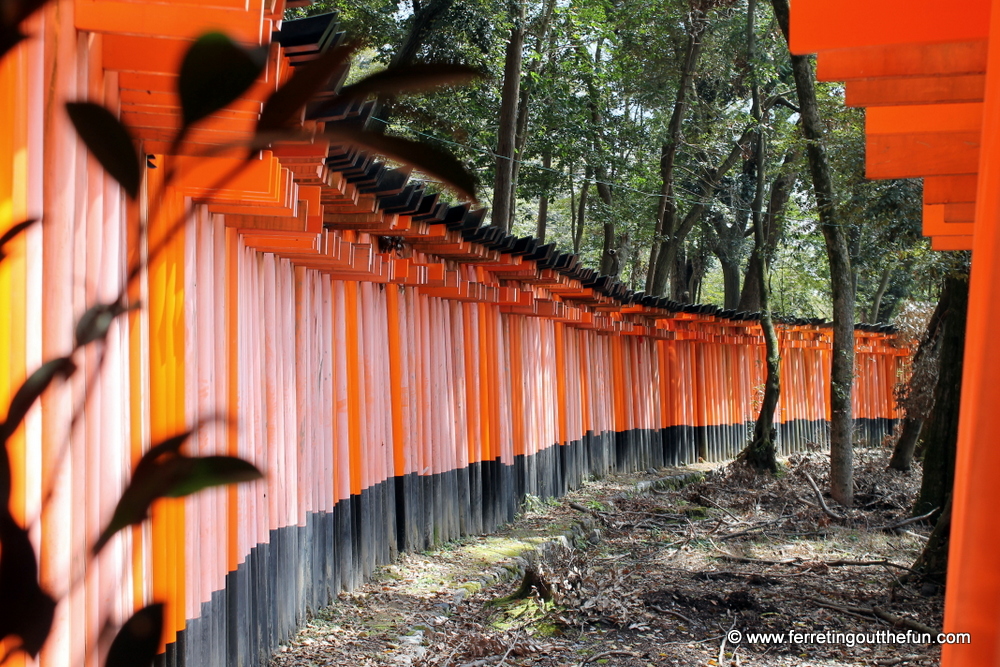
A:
104,604,164,667
257,42,357,137
336,63,483,101
179,32,266,129
0,219,39,262
94,431,263,554
66,102,141,199
325,125,479,203
1,357,77,443
0,510,56,658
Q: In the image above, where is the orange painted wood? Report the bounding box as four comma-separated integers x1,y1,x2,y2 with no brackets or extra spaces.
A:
867,103,983,134
817,41,988,81
923,204,975,236
866,132,980,178
845,74,985,106
76,0,265,45
925,174,979,203
931,235,974,250
790,0,989,53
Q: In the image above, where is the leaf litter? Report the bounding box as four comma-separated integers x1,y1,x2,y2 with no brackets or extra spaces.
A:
270,447,942,667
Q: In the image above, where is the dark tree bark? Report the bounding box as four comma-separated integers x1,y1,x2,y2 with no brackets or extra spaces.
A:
574,40,617,273
913,273,968,519
574,167,591,254
535,150,551,243
709,210,744,310
375,0,457,128
888,283,949,471
651,127,753,298
738,149,797,312
740,0,779,473
773,0,856,506
888,418,923,471
910,495,952,585
390,0,456,68
508,0,557,229
869,264,893,322
491,1,525,232
645,11,709,294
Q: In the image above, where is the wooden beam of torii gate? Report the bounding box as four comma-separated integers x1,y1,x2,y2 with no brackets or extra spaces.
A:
790,0,1000,663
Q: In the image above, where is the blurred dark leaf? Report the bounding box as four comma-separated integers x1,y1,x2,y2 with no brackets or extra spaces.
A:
0,511,56,658
163,456,262,497
94,431,262,554
66,102,141,199
104,604,163,667
75,301,139,348
1,357,76,443
325,125,478,202
257,42,357,137
0,0,50,60
0,219,38,262
336,63,482,102
179,32,266,129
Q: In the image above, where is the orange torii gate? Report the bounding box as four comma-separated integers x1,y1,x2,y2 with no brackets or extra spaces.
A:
790,1,999,663
0,1,906,665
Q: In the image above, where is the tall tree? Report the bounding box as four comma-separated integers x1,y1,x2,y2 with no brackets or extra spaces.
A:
771,0,856,506
740,0,779,472
738,148,797,312
491,1,525,231
909,270,969,584
645,6,709,294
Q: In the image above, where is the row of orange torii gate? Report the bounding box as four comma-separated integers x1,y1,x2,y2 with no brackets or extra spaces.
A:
0,0,954,666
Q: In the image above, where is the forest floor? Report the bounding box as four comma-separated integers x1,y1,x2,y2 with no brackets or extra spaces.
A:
270,448,942,667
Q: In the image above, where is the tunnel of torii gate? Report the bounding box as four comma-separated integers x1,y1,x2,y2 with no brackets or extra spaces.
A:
0,1,917,666
791,0,1000,663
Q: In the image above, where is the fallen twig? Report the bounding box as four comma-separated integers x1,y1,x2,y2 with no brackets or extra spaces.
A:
577,650,640,667
803,472,846,520
871,607,939,637
821,559,918,573
803,595,940,639
495,629,521,667
876,508,938,532
794,493,819,509
650,604,696,626
877,655,929,666
698,494,744,523
569,502,606,523
719,619,737,665
899,529,929,541
718,519,784,542
713,548,797,565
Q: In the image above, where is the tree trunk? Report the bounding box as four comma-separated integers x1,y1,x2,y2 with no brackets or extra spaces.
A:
577,40,616,273
869,263,893,322
910,494,952,585
574,168,590,254
738,149,797,312
913,273,968,519
740,0,779,473
375,0,457,128
888,417,922,471
773,0,856,506
535,151,551,243
508,0,556,230
490,1,525,232
650,128,753,297
645,12,708,294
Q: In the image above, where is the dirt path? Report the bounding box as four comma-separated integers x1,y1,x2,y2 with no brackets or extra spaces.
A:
270,450,941,667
